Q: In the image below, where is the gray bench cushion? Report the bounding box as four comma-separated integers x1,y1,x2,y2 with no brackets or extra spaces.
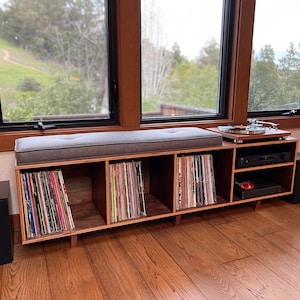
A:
15,127,222,165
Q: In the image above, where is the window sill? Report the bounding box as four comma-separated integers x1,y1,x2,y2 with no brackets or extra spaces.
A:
0,125,123,152
1,116,298,152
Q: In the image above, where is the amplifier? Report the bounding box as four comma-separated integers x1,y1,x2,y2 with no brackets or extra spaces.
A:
235,181,281,199
237,151,291,168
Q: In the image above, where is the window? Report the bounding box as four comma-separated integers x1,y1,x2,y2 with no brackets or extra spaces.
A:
141,0,233,122
248,0,300,116
0,0,117,130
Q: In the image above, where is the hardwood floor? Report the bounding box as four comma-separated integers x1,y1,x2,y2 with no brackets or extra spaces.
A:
2,199,300,299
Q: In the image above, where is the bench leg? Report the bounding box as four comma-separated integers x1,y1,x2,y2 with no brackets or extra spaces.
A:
173,215,181,225
249,200,261,210
70,235,78,247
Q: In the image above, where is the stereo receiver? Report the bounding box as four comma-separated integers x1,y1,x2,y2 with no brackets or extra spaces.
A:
236,151,291,168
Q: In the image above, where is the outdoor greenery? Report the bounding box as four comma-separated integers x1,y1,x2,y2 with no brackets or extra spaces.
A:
143,37,300,115
0,0,107,122
140,0,300,116
0,0,299,122
163,40,219,110
249,42,300,111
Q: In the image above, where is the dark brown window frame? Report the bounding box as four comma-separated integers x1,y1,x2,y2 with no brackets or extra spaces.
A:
0,0,299,152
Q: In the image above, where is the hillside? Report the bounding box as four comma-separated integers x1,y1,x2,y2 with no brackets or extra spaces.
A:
0,39,53,88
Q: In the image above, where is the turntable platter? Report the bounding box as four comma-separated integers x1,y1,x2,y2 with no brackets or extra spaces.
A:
208,126,291,144
218,125,266,135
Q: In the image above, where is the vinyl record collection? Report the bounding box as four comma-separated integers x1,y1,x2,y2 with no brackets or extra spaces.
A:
109,160,147,223
177,154,217,210
20,169,75,238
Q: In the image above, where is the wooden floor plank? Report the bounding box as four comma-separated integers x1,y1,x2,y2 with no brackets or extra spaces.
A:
149,219,255,299
82,230,157,300
0,233,51,300
222,256,300,299
115,225,206,300
3,199,300,299
257,201,300,230
198,208,236,226
179,214,249,264
213,219,300,293
263,229,300,262
44,239,105,300
224,205,283,236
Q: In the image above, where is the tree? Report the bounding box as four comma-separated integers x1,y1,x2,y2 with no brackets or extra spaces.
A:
0,0,108,116
248,45,279,111
34,75,99,115
142,38,174,104
164,57,218,110
0,0,67,51
278,42,300,107
141,0,174,109
195,38,220,69
171,42,184,67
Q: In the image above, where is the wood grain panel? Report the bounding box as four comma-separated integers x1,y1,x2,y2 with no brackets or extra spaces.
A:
3,200,300,299
115,225,206,299
82,230,155,299
222,256,300,299
44,239,104,299
149,217,254,299
0,236,51,299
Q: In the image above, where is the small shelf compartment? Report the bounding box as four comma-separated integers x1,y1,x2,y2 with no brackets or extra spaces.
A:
233,166,293,201
213,149,233,203
236,143,295,169
62,163,107,230
108,159,147,223
108,155,174,224
19,167,76,240
175,149,233,211
176,153,217,210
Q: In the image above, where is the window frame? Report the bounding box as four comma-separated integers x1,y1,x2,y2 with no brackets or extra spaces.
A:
1,0,300,152
0,0,119,131
140,0,235,124
247,0,300,119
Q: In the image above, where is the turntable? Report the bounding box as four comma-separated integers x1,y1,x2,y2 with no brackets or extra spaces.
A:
218,124,266,135
208,119,291,143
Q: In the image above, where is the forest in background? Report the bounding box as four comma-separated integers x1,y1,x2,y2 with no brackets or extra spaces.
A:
249,43,300,111
143,36,300,114
0,0,299,122
0,0,107,121
141,0,300,115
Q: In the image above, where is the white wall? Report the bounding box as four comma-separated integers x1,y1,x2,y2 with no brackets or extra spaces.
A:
0,151,18,215
2,128,300,216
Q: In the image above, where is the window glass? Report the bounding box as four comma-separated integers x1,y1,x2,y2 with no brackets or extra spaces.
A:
0,0,114,128
248,0,300,114
141,0,227,121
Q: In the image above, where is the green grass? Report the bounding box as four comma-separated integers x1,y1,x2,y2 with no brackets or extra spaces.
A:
0,38,54,88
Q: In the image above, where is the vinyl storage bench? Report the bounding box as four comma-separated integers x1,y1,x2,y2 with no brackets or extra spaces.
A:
16,126,296,247
14,127,223,246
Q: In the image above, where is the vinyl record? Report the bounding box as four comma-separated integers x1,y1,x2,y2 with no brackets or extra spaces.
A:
218,125,266,135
